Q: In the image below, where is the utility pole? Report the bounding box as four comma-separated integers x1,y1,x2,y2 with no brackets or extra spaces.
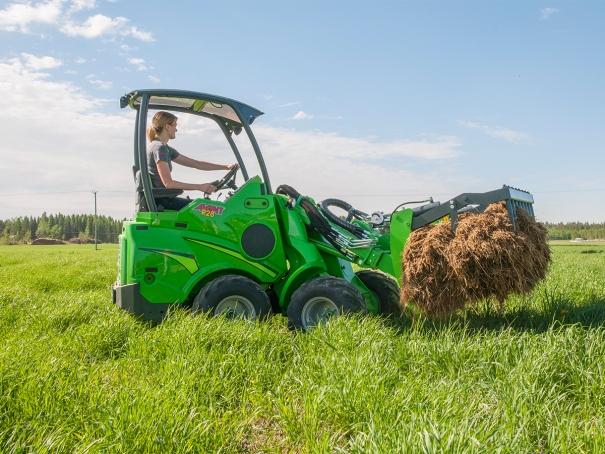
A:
92,190,98,250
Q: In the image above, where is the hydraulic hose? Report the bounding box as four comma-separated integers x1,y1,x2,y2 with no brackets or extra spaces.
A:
276,186,357,260
319,199,368,239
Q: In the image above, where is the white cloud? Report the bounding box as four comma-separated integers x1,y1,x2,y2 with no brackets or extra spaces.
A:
86,75,112,89
120,44,137,52
69,0,96,12
21,53,62,70
61,15,154,41
128,57,146,71
261,128,460,160
148,75,160,83
540,8,560,20
0,0,63,32
0,0,154,41
293,111,313,120
65,69,77,74
128,26,153,42
75,56,86,63
457,120,531,143
278,101,299,107
61,14,125,38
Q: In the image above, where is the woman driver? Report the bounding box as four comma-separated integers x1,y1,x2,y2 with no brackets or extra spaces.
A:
147,111,236,211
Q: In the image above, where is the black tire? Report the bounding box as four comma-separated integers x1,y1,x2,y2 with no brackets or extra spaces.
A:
193,275,272,321
287,276,367,331
356,270,401,316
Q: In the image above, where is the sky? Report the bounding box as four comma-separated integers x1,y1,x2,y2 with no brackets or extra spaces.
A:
0,0,603,223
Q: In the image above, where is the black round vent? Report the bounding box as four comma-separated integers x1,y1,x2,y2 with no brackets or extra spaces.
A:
241,224,276,259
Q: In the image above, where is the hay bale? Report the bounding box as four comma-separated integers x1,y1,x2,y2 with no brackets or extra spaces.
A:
31,238,65,245
400,202,551,316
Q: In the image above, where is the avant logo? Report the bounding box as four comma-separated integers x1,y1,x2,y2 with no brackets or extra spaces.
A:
193,202,225,217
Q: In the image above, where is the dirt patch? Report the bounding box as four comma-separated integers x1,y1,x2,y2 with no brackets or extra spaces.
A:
400,202,551,316
237,416,294,453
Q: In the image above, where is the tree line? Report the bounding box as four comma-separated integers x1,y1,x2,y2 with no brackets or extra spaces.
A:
1,213,603,245
0,213,125,244
542,222,605,241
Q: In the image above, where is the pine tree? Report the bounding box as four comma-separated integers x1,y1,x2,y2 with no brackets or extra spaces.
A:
36,212,50,238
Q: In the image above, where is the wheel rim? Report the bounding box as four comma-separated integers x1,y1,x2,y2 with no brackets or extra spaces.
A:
214,295,257,320
301,296,339,329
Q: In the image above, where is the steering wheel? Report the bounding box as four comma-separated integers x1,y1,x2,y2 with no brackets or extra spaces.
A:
213,165,240,192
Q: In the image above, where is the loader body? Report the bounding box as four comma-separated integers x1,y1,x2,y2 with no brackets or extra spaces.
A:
112,89,536,324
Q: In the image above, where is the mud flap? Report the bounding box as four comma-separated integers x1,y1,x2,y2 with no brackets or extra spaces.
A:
113,282,174,322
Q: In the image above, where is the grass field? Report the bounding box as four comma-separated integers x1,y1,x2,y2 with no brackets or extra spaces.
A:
1,243,604,453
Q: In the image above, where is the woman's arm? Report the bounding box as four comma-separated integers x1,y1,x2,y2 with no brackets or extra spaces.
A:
173,154,235,171
157,161,216,193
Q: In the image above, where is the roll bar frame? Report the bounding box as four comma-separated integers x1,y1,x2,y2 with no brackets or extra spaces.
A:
122,89,272,213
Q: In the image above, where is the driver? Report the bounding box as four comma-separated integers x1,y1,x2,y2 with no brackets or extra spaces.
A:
147,111,236,210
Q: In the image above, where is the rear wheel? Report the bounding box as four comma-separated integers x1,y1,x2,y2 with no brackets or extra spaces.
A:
356,270,401,316
193,275,272,321
287,276,367,331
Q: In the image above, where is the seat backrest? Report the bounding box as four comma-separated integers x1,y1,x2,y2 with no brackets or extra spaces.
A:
132,165,147,211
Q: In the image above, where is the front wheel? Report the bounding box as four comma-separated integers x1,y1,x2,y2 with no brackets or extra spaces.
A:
287,276,367,331
193,275,272,321
356,270,401,316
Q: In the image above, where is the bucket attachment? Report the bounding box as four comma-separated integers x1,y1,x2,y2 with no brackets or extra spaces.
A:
411,185,535,233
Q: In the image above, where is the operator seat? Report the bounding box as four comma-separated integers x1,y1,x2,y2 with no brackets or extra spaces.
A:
132,165,183,212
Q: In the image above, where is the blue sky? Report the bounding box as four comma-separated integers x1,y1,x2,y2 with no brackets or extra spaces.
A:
0,0,603,222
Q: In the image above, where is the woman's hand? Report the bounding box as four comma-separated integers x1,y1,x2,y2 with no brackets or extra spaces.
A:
226,163,237,170
198,183,216,194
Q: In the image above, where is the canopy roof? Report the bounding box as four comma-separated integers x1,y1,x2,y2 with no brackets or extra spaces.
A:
120,89,264,126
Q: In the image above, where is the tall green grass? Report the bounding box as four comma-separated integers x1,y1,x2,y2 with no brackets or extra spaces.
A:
1,244,604,453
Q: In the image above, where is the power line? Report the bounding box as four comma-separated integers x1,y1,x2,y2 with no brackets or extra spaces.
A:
0,190,131,197
0,190,92,197
0,188,604,197
533,189,605,194
309,189,605,196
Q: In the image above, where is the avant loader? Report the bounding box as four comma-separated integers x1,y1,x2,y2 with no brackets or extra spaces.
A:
112,89,535,330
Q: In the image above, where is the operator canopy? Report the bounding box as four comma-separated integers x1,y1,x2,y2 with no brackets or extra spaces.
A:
120,89,264,127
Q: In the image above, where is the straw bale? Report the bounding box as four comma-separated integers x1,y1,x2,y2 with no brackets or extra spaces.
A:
400,202,550,316
31,238,65,245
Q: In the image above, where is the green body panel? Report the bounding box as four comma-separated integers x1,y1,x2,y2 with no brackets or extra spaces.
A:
117,176,412,316
388,209,414,281
272,201,328,311
119,177,288,304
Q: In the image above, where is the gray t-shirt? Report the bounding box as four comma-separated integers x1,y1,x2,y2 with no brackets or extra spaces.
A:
147,139,180,188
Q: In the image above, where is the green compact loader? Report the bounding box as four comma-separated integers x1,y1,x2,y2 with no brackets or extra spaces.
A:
112,89,536,329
